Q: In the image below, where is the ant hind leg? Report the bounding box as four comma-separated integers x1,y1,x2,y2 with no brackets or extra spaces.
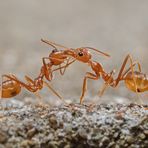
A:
114,54,143,105
43,81,67,105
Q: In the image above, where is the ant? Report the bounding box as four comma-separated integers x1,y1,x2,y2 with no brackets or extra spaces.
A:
0,39,76,102
44,41,147,104
0,39,109,104
79,54,147,104
78,53,147,104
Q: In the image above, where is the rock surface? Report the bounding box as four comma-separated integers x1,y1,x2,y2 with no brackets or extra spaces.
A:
0,102,148,148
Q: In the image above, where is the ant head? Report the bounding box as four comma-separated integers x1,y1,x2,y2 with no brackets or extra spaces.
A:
75,48,92,63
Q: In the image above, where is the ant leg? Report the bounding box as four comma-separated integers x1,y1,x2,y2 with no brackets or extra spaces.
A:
113,55,143,104
0,75,3,99
52,59,76,73
80,72,99,104
3,74,38,93
99,55,141,97
13,75,43,100
125,56,144,105
42,57,67,80
24,76,42,100
59,58,71,75
121,62,141,78
113,54,139,86
25,75,43,89
58,58,76,75
43,81,67,104
98,70,115,97
0,75,3,111
25,75,64,103
114,55,139,91
42,57,52,80
119,60,143,105
4,74,64,103
14,75,37,92
98,55,133,97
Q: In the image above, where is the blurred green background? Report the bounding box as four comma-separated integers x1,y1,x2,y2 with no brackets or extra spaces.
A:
0,0,147,104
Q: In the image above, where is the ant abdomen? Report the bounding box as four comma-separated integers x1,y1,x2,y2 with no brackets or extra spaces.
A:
124,71,148,93
1,80,21,98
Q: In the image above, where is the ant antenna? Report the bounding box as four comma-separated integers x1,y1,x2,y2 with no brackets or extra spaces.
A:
81,47,110,57
41,39,69,49
41,39,59,50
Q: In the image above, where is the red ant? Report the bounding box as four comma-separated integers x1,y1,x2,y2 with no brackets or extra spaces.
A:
79,54,147,104
0,39,109,104
78,54,148,104
44,41,147,104
0,39,75,102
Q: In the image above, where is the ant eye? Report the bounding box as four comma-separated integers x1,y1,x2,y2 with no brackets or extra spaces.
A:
78,52,83,56
52,49,58,53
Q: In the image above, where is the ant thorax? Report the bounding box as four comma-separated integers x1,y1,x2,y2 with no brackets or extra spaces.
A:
49,51,67,65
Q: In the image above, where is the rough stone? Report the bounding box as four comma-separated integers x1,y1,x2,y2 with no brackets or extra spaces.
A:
0,103,147,147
